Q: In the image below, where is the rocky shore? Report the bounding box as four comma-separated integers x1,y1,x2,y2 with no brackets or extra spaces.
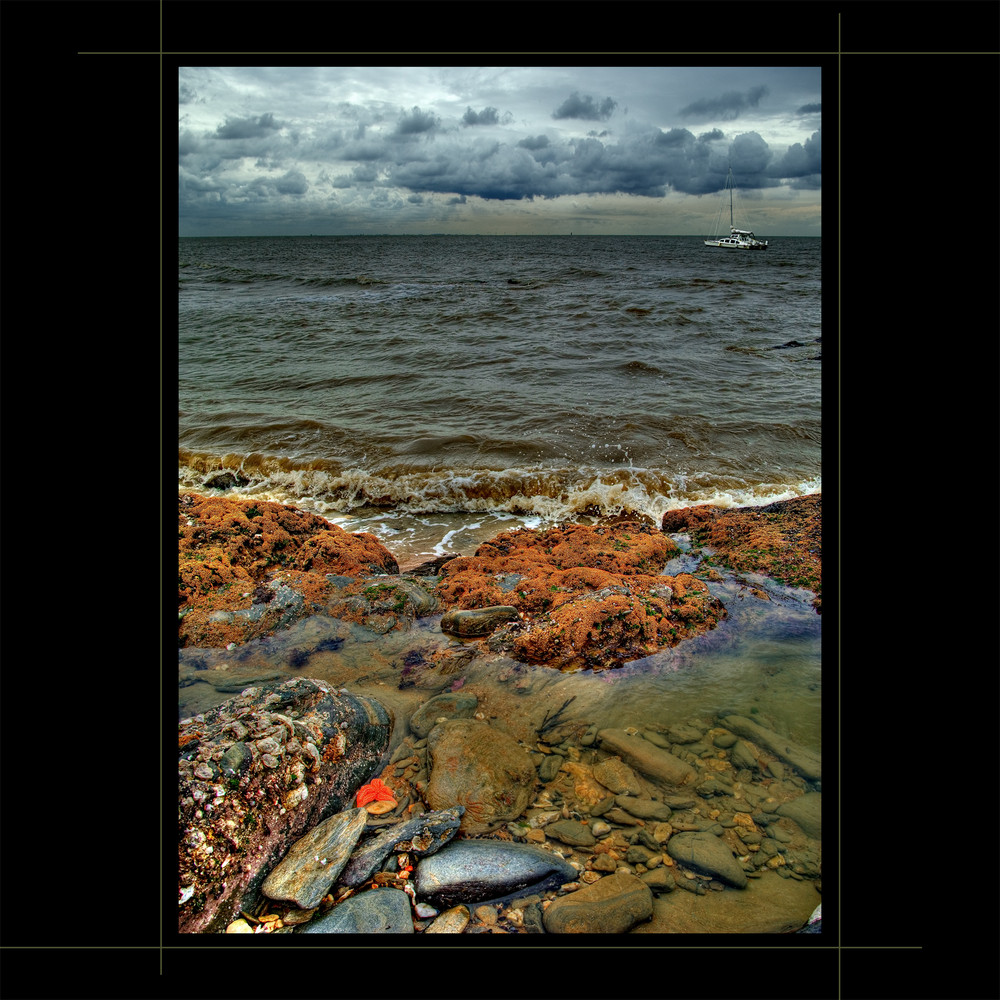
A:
178,492,822,935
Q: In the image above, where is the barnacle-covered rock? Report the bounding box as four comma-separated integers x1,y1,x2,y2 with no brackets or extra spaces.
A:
178,677,393,933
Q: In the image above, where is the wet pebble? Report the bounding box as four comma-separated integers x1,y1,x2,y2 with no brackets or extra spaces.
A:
299,886,414,933
666,832,748,889
544,819,596,847
262,807,368,909
425,904,471,933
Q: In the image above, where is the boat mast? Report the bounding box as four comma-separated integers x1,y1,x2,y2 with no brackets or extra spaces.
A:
728,167,734,230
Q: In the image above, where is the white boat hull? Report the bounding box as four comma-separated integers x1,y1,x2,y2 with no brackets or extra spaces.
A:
704,239,767,249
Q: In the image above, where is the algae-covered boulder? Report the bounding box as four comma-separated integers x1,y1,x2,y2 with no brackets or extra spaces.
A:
434,522,726,671
178,493,399,648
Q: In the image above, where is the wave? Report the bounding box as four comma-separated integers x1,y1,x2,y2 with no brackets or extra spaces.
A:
178,448,820,527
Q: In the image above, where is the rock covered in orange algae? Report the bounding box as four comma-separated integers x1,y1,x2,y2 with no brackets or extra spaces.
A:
434,522,726,671
661,495,821,612
178,493,399,647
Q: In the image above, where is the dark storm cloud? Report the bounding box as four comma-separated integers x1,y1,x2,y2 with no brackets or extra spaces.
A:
394,107,439,136
275,170,309,195
386,126,738,201
463,106,503,126
215,112,281,139
552,92,618,121
769,131,821,188
797,103,822,115
680,86,769,121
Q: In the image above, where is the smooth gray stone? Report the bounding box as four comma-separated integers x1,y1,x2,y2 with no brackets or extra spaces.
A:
776,792,822,839
299,887,414,933
666,832,748,889
262,807,368,909
440,605,520,637
336,806,464,888
415,840,577,908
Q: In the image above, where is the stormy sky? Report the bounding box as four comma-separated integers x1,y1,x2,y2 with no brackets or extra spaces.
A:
178,66,821,237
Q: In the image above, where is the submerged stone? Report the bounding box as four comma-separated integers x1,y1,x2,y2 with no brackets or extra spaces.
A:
776,792,822,839
409,692,479,739
440,605,520,637
425,719,536,835
542,870,653,934
597,729,697,787
415,840,577,909
666,832,748,889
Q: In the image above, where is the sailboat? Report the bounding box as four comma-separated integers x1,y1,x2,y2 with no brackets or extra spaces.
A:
704,167,768,249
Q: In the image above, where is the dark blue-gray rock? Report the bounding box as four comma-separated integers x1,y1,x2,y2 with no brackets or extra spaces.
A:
719,715,821,782
542,871,653,933
178,677,393,934
440,605,520,637
299,886,414,933
336,806,464,888
666,832,748,889
409,692,478,739
415,840,577,909
776,792,822,839
262,807,368,909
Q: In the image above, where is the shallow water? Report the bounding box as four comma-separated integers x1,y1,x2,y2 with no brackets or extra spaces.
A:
178,567,821,764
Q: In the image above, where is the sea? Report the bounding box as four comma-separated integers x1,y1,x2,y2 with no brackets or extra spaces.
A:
177,235,824,842
178,234,821,570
